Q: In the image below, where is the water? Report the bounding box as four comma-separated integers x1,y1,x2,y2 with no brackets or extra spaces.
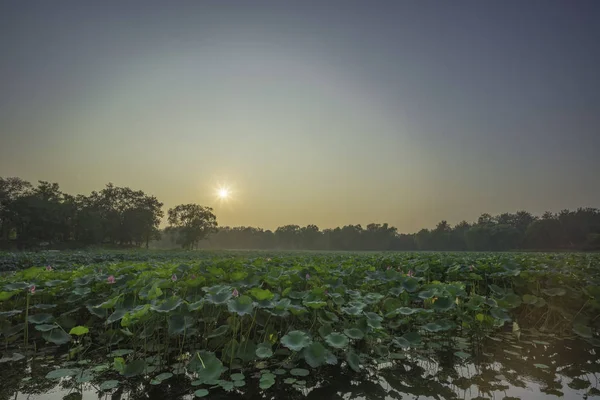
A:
3,334,599,400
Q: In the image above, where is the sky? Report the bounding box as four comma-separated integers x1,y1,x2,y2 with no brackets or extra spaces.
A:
1,1,599,233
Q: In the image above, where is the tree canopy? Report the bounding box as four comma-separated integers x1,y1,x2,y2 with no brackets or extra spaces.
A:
2,176,599,251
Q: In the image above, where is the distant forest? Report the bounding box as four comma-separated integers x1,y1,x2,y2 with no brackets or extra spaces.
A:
1,177,599,251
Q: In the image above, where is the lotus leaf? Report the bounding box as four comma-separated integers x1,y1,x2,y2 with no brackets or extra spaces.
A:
281,330,312,351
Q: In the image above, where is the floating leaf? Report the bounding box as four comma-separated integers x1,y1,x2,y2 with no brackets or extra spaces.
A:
46,368,79,379
432,297,455,311
155,372,173,381
0,353,25,363
256,343,273,359
34,323,56,332
230,373,245,381
194,389,209,398
290,368,309,377
259,373,276,389
534,363,550,369
99,380,119,390
454,351,470,359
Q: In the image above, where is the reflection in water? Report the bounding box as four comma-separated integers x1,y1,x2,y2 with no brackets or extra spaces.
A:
3,334,599,400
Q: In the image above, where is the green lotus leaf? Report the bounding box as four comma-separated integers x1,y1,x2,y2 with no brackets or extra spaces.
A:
303,300,327,309
402,277,419,292
418,290,435,299
490,307,511,322
189,351,225,384
284,377,296,384
402,331,421,345
363,293,384,304
320,310,339,323
288,291,308,299
0,352,24,363
422,322,442,332
151,297,182,313
497,293,522,309
207,325,229,338
99,380,119,390
346,351,361,372
432,297,455,311
155,372,173,381
290,368,309,377
34,324,56,332
325,332,349,349
542,288,567,297
248,287,274,301
227,295,255,316
388,287,405,296
75,370,94,383
44,280,65,287
230,373,245,381
573,324,593,339
3,282,29,291
106,309,127,324
489,284,505,295
123,359,146,377
256,343,273,359
259,372,276,389
344,328,365,340
341,305,363,316
303,341,327,368
281,330,312,352
194,389,209,397
28,313,54,324
397,307,419,316
289,304,308,315
534,363,549,369
522,294,538,304
110,349,134,357
318,323,333,338
187,300,204,311
46,368,80,379
168,314,194,335
42,328,71,345
273,368,286,375
454,351,470,359
0,309,22,317
69,326,89,336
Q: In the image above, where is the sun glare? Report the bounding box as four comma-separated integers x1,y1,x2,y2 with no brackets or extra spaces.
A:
218,188,230,199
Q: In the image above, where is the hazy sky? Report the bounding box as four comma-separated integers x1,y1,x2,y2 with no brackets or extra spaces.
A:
1,1,599,232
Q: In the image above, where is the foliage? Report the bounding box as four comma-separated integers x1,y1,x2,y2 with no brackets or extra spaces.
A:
0,250,598,398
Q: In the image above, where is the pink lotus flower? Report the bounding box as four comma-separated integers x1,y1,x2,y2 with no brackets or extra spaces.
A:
190,274,197,280
232,288,239,297
407,270,414,277
305,273,310,280
30,285,36,295
46,266,52,272
107,275,116,284
171,274,177,282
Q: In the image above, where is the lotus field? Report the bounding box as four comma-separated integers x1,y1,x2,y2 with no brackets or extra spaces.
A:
0,251,599,397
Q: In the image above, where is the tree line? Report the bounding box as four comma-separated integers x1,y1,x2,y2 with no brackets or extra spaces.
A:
0,177,215,250
2,176,599,251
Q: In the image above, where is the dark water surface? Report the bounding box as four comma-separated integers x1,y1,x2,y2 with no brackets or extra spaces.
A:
2,333,599,400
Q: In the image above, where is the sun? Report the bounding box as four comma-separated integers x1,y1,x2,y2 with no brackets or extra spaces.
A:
217,187,230,199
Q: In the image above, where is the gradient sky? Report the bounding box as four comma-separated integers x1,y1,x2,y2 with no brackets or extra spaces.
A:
1,1,599,233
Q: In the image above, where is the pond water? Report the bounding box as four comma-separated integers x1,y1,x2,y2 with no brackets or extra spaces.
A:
3,334,599,400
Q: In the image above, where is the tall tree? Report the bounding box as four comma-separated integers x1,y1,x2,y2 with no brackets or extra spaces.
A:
166,204,217,249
